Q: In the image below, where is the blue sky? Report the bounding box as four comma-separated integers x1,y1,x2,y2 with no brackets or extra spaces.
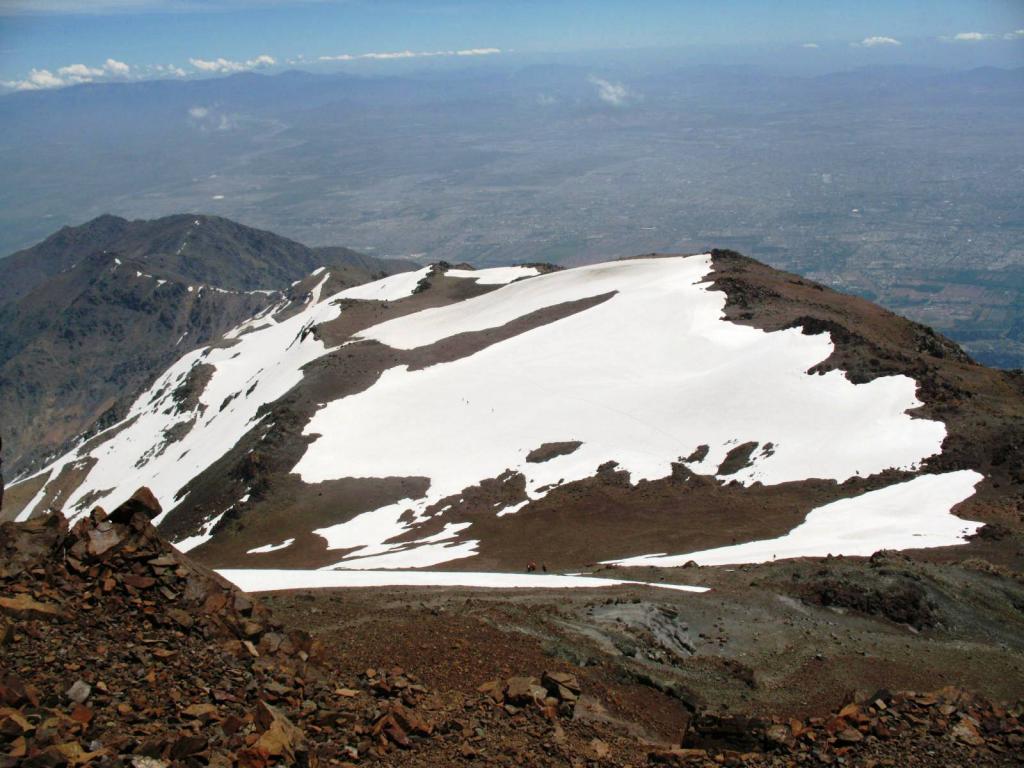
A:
2,0,1023,89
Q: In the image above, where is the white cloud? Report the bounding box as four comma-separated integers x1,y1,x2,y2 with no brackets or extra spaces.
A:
1004,29,1024,40
189,54,276,73
58,63,103,78
939,31,998,43
589,76,630,107
801,42,820,49
2,68,65,90
154,64,187,77
186,105,235,132
857,36,902,47
1,57,133,90
318,47,501,62
104,57,131,75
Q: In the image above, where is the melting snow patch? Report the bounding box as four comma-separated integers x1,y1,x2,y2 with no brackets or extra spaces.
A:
247,538,295,555
217,569,709,593
173,510,227,553
496,500,530,517
339,267,432,301
446,266,540,285
607,470,985,567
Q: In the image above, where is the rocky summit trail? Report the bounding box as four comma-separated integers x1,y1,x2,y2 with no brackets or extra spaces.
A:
0,492,1021,766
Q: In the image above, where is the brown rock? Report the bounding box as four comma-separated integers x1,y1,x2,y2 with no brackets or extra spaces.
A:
170,733,208,759
165,608,194,629
86,524,122,557
505,676,547,706
765,723,795,751
0,594,66,622
181,702,219,720
254,700,307,762
122,574,156,590
378,716,411,748
0,708,33,734
836,727,864,744
542,671,581,702
108,487,162,524
951,719,986,747
477,679,504,703
391,702,432,736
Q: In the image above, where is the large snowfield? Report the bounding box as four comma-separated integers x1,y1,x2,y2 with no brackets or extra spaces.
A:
295,256,960,569
16,255,983,576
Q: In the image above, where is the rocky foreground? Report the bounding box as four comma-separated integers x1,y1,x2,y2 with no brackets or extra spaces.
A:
1,496,1022,767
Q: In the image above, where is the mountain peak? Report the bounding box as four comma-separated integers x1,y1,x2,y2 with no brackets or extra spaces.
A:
0,216,415,472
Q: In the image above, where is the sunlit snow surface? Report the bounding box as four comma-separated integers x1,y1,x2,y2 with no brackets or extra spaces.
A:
445,266,540,284
608,470,984,567
217,569,709,593
18,255,980,573
246,538,295,555
296,255,952,568
338,267,431,300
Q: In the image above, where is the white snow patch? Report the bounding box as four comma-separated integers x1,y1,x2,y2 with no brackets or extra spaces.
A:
339,267,431,301
608,470,984,567
217,569,709,593
446,266,540,285
326,539,479,570
173,510,227,553
247,538,295,555
15,472,54,522
496,500,530,517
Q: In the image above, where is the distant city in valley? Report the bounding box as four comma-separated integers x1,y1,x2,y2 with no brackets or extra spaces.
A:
1,62,1022,367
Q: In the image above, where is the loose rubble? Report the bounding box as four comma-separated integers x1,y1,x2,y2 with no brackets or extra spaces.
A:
1,497,1021,766
0,492,437,767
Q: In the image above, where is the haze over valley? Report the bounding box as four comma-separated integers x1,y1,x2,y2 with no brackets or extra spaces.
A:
2,58,1023,366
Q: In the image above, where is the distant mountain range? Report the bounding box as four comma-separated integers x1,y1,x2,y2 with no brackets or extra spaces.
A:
4,238,1021,583
0,214,415,472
